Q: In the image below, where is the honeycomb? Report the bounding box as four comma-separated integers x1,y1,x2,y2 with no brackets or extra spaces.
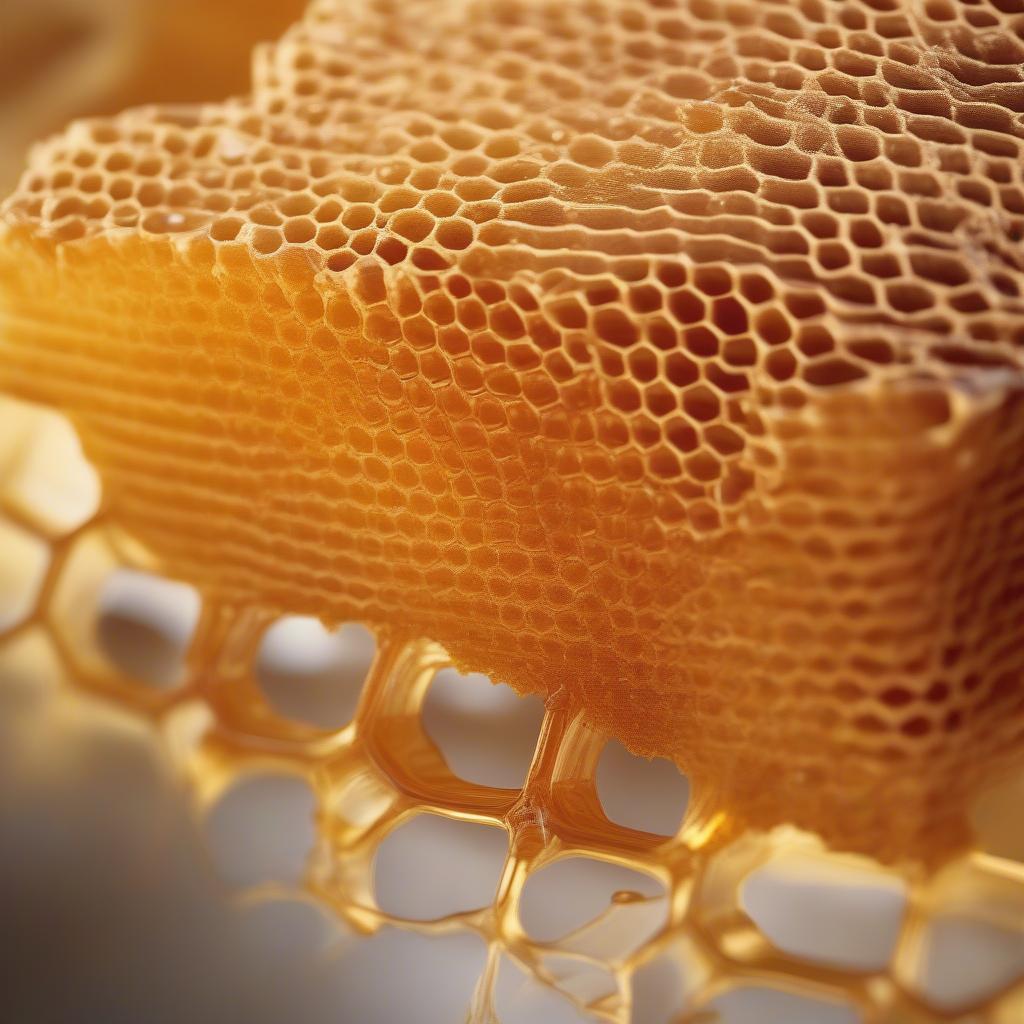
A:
1,397,1023,1023
0,0,1023,1019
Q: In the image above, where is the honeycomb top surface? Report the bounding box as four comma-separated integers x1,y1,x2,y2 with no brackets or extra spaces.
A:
1,0,1024,861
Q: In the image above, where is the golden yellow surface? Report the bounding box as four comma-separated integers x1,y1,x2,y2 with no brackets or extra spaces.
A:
2,0,1024,862
1,3,1024,1019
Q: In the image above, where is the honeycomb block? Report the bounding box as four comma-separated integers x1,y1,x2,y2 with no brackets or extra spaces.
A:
1,0,1024,864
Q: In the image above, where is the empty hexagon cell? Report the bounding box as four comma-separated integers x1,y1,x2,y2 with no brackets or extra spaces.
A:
255,617,376,730
913,915,1024,1013
96,569,201,690
373,813,509,922
630,936,709,1024
741,854,907,971
47,530,201,691
896,856,1024,1012
596,738,689,837
519,856,667,958
422,667,544,789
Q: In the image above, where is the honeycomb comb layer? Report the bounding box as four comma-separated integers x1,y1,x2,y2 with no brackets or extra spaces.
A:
2,0,1024,864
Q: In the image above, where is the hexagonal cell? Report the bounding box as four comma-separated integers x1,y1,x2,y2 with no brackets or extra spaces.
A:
740,853,906,971
47,530,203,697
914,916,1024,1012
519,856,667,957
2,403,100,536
205,771,317,889
596,738,689,837
96,568,201,690
422,667,544,789
373,813,508,921
897,856,1024,1012
0,516,50,634
255,617,376,730
704,986,860,1024
943,917,1023,1006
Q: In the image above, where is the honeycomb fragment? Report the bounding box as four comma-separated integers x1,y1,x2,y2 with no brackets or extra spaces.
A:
2,0,1024,874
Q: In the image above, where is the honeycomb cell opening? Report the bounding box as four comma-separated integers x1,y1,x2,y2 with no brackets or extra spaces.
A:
518,856,667,952
95,568,200,691
255,617,376,731
422,666,545,790
596,738,689,837
740,853,907,971
373,812,509,922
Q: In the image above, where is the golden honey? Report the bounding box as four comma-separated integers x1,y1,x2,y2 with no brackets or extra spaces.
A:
1,2,1023,1021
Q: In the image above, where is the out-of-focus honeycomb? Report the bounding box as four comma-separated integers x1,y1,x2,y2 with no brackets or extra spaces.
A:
0,0,1023,1020
0,0,307,191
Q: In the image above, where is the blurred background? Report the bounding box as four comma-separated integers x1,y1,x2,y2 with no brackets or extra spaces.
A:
0,0,306,191
0,2,1023,1022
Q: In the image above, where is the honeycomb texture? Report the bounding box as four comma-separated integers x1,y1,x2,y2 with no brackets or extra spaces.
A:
0,395,1023,1024
2,0,1024,870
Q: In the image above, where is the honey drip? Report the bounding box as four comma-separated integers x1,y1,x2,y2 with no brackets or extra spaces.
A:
1,0,1024,1020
